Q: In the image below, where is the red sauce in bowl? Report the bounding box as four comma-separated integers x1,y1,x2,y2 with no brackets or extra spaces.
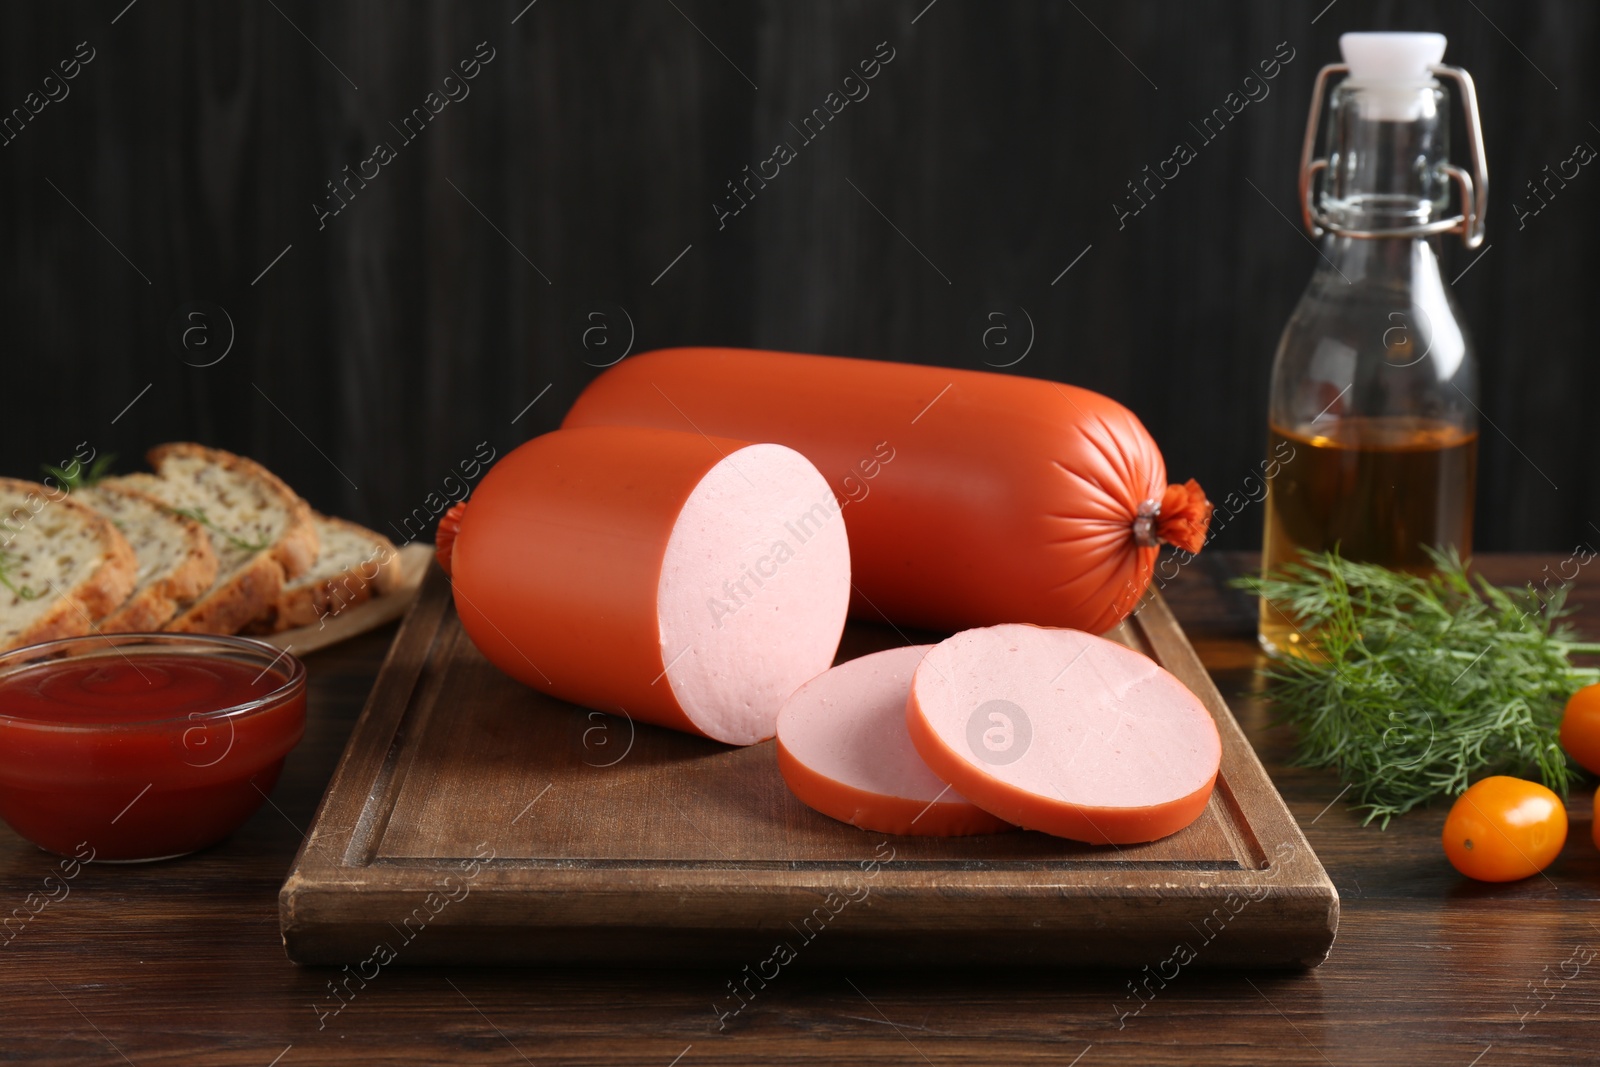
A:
0,636,306,861
1,654,280,723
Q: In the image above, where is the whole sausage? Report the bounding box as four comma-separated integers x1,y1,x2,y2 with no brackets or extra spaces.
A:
564,348,1210,634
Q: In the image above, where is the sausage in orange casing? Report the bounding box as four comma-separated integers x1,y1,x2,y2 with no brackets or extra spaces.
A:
447,426,852,745
564,348,1210,634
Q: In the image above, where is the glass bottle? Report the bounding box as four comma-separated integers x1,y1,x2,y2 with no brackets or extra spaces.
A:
1259,32,1489,656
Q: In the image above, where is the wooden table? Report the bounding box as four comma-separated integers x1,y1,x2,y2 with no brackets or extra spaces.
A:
4,552,1595,1065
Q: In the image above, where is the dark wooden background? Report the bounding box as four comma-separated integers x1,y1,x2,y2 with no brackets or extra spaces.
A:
2,1,1595,551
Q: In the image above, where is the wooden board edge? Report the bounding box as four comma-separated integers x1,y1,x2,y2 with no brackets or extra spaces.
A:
279,564,455,904
280,879,1339,969
1133,591,1339,932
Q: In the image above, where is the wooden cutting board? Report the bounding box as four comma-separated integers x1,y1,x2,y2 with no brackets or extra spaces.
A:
280,566,1338,968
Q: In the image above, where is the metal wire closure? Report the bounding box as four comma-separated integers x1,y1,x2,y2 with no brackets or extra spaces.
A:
1298,63,1488,249
1132,498,1161,548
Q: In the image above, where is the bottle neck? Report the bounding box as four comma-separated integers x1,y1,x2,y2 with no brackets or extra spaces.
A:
1321,80,1452,234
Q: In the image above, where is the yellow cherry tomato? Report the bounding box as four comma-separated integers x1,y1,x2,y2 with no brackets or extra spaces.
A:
1442,776,1567,882
1560,683,1600,775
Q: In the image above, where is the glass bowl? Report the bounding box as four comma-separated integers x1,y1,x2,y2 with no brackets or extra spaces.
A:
0,633,307,862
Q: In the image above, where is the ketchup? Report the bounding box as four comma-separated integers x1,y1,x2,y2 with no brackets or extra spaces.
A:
0,654,279,724
0,649,306,861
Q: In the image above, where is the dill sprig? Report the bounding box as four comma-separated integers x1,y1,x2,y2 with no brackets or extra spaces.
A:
1234,547,1600,827
0,550,41,601
169,507,271,553
42,452,116,490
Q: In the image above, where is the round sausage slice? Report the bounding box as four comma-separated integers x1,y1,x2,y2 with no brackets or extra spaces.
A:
450,426,851,745
905,624,1220,844
777,646,1013,837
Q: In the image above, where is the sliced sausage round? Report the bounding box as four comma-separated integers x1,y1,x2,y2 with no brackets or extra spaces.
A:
906,624,1220,843
777,645,1012,836
450,426,851,745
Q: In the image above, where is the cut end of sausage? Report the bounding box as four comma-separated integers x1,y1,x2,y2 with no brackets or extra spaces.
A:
657,443,852,746
906,624,1221,844
776,645,1014,837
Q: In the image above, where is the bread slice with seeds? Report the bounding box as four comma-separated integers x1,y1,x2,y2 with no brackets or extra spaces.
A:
78,484,219,632
246,514,401,633
104,444,319,636
0,478,138,652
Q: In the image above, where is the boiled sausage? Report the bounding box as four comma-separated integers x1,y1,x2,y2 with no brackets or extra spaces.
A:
447,427,851,745
906,624,1220,843
777,645,1013,836
564,348,1211,634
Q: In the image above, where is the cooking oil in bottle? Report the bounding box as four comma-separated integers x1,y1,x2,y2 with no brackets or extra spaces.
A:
1259,418,1477,654
1258,32,1488,656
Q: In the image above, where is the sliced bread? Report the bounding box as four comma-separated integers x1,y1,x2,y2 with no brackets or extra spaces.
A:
0,478,138,652
105,444,319,635
79,484,219,632
246,514,401,633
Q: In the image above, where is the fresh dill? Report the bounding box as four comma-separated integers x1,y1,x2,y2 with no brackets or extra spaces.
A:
1234,547,1600,826
169,507,271,553
0,550,41,601
41,452,116,490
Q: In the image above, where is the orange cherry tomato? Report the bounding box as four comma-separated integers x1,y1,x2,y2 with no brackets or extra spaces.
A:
1442,776,1567,883
1560,684,1600,775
